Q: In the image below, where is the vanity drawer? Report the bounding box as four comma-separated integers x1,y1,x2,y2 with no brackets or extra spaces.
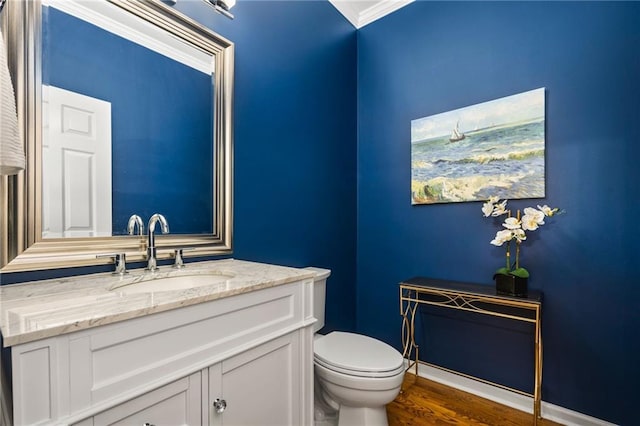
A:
67,281,305,414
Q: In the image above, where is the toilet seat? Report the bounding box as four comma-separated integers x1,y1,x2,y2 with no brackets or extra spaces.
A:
314,332,404,378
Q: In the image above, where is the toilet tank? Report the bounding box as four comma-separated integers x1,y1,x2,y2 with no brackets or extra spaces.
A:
305,267,331,333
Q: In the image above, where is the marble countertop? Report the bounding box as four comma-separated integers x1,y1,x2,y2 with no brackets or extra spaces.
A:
0,259,315,347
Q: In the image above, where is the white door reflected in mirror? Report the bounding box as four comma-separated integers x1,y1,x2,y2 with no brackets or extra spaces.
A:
42,85,112,238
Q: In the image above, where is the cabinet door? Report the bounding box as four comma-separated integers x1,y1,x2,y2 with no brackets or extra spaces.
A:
88,372,201,426
209,333,301,426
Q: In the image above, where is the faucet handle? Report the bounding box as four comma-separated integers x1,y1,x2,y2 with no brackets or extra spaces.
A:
97,253,128,275
172,248,194,269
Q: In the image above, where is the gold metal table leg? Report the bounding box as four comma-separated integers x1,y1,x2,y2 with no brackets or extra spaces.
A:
400,290,420,378
533,307,542,424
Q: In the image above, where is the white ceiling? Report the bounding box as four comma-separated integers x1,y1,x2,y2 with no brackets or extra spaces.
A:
328,0,414,29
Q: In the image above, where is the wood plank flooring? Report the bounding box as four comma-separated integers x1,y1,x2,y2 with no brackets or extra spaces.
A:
387,374,564,426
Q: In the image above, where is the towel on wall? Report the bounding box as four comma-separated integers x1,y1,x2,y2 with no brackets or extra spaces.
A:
0,30,25,175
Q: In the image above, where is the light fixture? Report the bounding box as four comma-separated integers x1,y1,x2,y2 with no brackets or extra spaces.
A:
206,0,235,19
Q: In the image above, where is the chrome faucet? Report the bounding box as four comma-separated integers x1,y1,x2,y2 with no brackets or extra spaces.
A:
146,213,169,271
127,214,144,236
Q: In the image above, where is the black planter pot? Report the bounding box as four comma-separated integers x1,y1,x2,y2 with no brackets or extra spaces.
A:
494,273,528,297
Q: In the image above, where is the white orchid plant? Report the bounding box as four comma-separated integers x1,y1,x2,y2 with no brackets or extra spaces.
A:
482,197,562,279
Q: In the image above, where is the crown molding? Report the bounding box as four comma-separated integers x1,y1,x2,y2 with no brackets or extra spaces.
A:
42,0,212,74
329,0,414,29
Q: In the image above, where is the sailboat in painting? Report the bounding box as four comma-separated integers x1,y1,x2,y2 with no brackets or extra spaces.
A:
449,121,465,142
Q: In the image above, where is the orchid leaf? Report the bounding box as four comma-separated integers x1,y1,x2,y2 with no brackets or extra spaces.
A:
495,267,510,276
510,267,530,278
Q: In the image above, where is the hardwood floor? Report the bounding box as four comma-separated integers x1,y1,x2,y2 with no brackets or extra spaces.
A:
387,374,564,426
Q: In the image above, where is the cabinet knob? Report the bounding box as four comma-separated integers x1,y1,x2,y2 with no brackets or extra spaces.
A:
213,398,227,414
142,423,155,426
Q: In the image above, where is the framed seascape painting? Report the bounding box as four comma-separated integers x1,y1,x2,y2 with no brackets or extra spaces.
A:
411,88,545,205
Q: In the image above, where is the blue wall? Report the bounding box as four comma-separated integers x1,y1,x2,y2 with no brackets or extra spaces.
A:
357,1,639,424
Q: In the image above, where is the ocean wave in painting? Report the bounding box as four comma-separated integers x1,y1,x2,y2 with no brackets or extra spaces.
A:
430,147,545,165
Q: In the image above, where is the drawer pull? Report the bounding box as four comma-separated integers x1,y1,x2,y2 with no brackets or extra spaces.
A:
142,423,155,426
213,398,227,413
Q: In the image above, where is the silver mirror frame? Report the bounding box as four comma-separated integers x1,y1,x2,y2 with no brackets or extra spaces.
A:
0,0,233,273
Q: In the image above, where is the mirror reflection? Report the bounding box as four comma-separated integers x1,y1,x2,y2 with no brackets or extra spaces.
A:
41,1,214,238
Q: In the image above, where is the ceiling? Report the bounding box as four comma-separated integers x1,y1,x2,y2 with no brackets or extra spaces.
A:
328,0,414,29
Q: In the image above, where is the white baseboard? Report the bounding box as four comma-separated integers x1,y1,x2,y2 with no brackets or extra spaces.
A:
406,362,617,426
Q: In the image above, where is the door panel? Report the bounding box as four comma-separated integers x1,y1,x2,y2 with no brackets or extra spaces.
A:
209,333,300,426
90,372,201,426
42,85,112,238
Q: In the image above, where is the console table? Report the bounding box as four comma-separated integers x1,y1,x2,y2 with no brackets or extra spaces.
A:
399,277,543,423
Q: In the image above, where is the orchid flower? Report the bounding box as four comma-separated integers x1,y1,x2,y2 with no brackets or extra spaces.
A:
512,228,526,242
537,204,559,217
491,229,513,246
482,200,494,217
491,200,508,217
521,207,545,231
503,217,521,230
483,197,562,279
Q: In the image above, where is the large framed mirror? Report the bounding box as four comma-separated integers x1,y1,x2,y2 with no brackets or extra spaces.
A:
1,0,233,272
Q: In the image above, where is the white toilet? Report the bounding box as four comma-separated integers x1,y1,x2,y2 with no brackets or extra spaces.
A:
307,267,405,426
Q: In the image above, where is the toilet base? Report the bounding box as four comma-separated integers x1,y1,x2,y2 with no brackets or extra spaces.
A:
314,358,403,426
338,405,388,426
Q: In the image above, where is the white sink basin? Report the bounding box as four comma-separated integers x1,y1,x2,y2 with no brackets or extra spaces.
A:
112,272,234,294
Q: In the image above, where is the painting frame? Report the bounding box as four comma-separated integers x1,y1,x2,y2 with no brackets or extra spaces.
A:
411,88,546,205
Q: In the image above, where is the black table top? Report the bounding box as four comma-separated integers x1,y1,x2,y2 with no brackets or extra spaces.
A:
400,276,543,304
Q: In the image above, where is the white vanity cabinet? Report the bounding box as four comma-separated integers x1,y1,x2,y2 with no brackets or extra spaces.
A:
74,332,302,426
7,273,315,426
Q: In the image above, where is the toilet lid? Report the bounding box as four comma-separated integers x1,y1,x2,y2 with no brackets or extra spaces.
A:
314,332,404,376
